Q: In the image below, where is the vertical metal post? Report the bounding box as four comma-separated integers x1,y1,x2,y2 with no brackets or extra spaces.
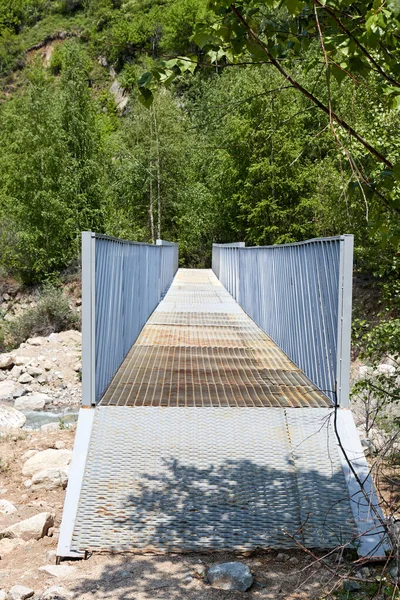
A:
81,231,96,406
156,238,162,301
336,234,354,407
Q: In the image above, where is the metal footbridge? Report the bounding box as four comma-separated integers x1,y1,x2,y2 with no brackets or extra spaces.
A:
58,234,388,559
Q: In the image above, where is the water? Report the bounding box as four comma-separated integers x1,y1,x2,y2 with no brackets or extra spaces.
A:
23,408,79,430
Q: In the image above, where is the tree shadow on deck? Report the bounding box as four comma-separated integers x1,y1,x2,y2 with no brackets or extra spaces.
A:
71,457,361,599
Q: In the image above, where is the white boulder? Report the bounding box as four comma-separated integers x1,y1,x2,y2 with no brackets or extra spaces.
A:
31,467,69,490
14,395,46,411
22,449,72,477
0,499,17,515
0,354,13,370
1,512,54,541
12,356,30,366
40,587,73,600
8,586,34,600
10,366,22,379
18,373,33,384
377,363,396,375
0,405,26,430
26,337,45,346
0,380,19,401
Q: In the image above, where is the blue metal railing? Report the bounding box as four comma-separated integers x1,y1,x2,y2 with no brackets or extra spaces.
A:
82,232,178,405
212,236,353,406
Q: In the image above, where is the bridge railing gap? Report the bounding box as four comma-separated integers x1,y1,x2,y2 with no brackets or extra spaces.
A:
81,232,178,406
212,236,354,407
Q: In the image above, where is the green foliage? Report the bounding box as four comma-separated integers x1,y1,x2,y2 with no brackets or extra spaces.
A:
0,42,105,282
2,284,81,351
0,0,399,282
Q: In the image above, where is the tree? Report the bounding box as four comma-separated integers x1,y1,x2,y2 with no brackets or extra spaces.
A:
137,1,400,217
0,42,105,282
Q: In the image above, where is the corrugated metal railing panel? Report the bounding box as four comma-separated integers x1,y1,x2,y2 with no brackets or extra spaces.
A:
212,237,353,406
157,239,179,298
81,232,178,405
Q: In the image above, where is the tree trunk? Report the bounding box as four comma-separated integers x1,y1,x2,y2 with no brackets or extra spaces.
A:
149,115,155,244
153,104,162,240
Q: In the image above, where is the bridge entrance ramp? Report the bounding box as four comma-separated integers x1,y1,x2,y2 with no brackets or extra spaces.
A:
58,269,387,558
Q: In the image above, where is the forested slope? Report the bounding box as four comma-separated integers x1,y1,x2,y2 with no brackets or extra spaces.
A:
0,0,398,276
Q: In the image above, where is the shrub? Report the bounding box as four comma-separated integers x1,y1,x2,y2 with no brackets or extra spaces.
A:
3,285,81,350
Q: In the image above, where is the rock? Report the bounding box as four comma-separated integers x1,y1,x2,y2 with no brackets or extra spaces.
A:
289,556,299,564
31,467,69,489
18,373,33,384
0,538,26,555
27,337,45,346
48,333,58,342
358,365,373,378
73,362,81,373
15,395,46,411
0,380,19,401
0,591,7,600
53,441,65,450
0,354,13,370
12,386,26,399
24,480,32,488
193,564,207,578
40,423,60,433
343,580,361,592
40,587,73,600
37,375,48,385
39,565,76,579
0,405,26,430
8,586,34,600
22,449,72,477
26,367,43,377
10,366,23,379
0,499,17,515
23,450,38,461
377,363,396,375
13,356,30,366
1,512,54,541
207,562,253,591
276,553,290,562
110,79,128,113
45,549,57,561
30,393,51,405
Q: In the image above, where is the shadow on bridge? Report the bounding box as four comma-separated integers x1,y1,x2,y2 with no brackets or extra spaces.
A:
71,457,362,600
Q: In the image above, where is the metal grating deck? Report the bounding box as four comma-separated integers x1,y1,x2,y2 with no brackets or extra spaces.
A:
61,269,385,557
71,407,358,553
100,269,330,408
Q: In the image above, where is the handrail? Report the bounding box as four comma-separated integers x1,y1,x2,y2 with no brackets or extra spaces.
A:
212,236,353,407
81,232,179,405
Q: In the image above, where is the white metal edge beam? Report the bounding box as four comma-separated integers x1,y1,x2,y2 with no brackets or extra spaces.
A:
335,409,390,557
57,408,95,559
336,234,354,408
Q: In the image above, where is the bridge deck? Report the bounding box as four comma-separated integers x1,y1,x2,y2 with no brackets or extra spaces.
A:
100,269,329,408
59,269,385,557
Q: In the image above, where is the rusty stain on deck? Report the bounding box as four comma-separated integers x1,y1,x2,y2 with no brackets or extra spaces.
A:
100,269,330,408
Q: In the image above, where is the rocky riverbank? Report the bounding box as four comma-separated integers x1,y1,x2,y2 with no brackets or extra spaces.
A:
0,331,81,434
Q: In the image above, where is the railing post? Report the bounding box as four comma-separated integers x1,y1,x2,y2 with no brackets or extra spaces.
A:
81,231,96,406
156,239,162,301
336,234,354,407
